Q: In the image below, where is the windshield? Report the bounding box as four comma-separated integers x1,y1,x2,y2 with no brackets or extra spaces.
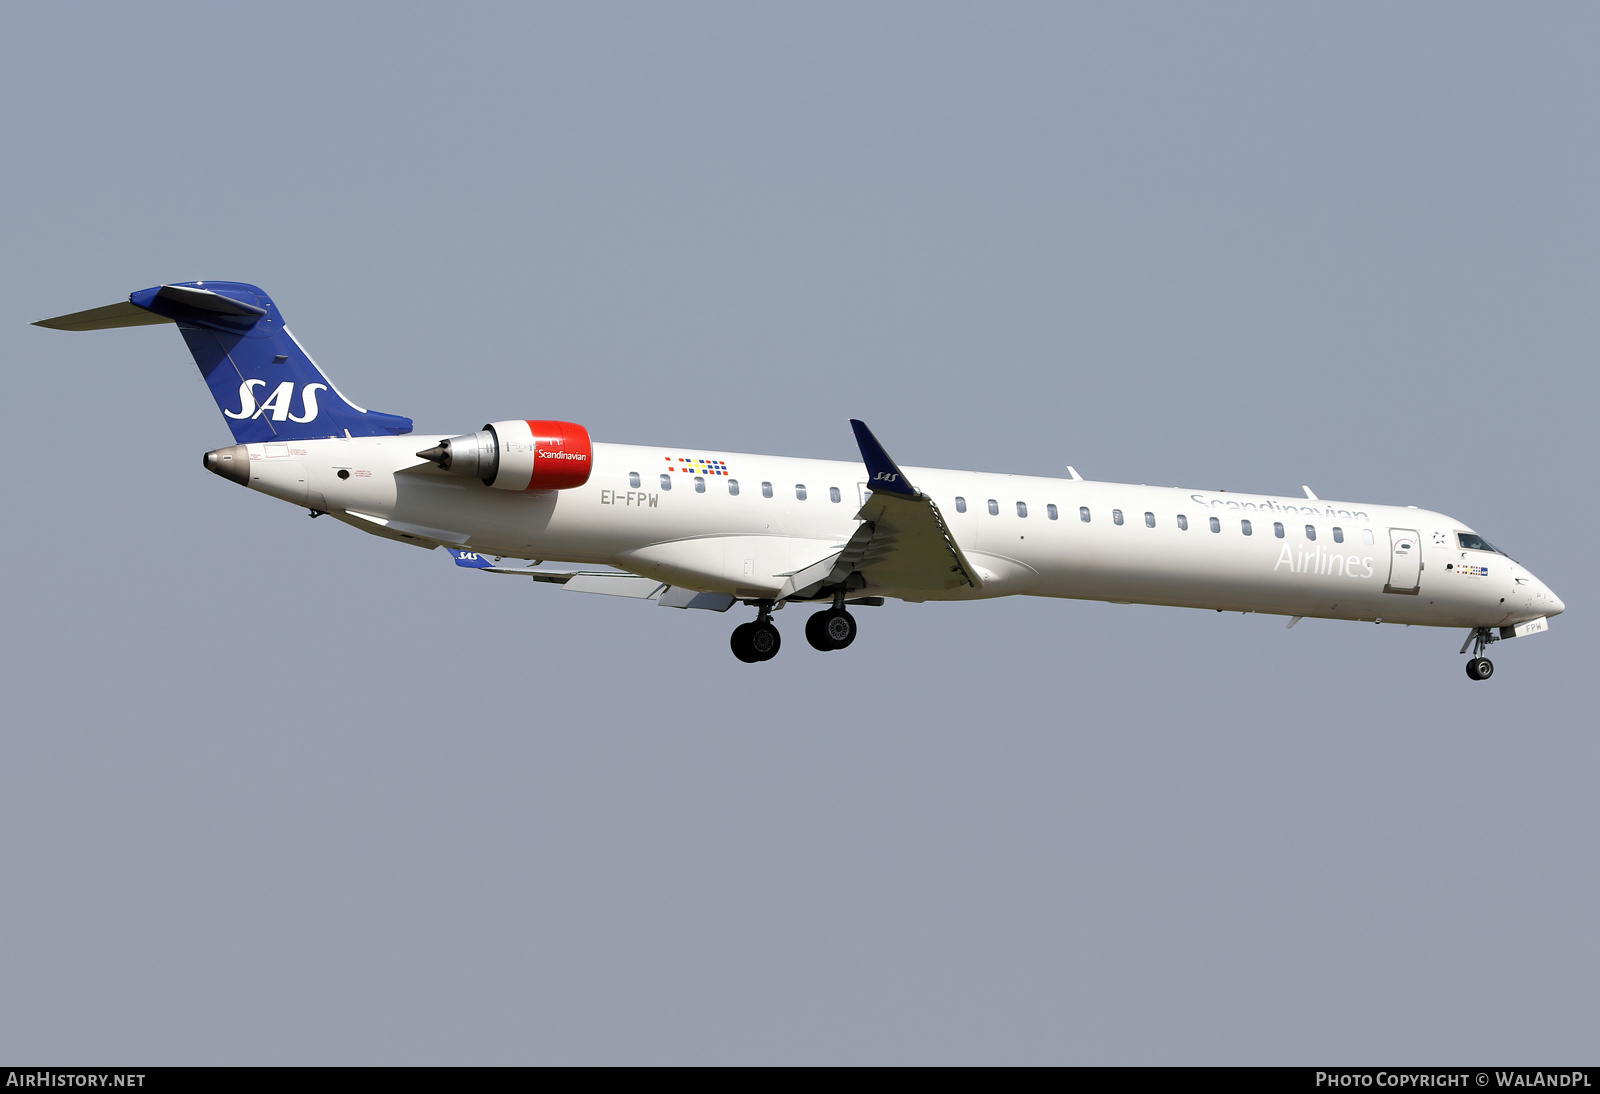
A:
1457,532,1501,553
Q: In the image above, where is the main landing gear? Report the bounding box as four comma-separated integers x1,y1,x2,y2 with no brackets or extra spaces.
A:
805,605,858,652
1460,627,1497,681
729,596,861,662
730,602,782,663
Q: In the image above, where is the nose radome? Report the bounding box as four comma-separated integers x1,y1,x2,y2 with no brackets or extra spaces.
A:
1528,572,1565,617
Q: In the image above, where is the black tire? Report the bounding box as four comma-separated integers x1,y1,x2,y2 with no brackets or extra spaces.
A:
805,611,833,652
1466,657,1494,681
730,622,762,663
749,621,781,661
822,609,857,649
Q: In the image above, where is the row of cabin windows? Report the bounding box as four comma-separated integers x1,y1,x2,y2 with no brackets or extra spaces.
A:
630,472,843,502
952,494,1378,545
956,497,1062,520
629,474,1375,546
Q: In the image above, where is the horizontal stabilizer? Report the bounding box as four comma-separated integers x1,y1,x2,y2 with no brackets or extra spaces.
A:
33,301,172,331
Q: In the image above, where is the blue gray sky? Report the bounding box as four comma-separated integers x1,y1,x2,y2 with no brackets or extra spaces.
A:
2,2,1596,1064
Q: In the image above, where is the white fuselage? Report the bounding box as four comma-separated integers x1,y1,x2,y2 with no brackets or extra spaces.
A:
239,435,1563,630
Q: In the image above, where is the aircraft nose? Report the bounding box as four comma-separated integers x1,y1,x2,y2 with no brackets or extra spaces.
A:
1526,572,1564,617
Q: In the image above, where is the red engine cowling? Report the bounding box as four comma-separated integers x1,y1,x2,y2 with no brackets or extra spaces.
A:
416,419,593,491
488,419,593,491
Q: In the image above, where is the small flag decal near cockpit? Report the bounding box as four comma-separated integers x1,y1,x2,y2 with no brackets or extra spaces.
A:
667,456,729,476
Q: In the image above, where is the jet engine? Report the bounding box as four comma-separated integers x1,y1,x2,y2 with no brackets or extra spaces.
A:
417,420,592,491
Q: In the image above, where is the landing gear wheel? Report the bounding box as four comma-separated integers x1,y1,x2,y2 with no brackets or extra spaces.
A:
736,620,761,662
748,621,781,661
806,608,857,651
823,608,856,649
730,622,762,663
1466,657,1494,681
732,603,783,663
805,612,831,651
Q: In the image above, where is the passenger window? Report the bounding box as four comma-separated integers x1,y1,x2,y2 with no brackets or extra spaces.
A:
955,496,967,513
987,499,999,515
761,481,773,498
1305,525,1316,541
629,471,641,489
660,473,672,491
728,479,740,496
795,484,807,501
1177,514,1188,531
1047,504,1058,520
694,476,705,493
1363,529,1375,546
1274,522,1284,538
1144,512,1155,528
1241,519,1252,536
1016,501,1028,517
1080,506,1091,523
1112,509,1124,525
1209,516,1221,533
830,486,841,503
1332,526,1344,543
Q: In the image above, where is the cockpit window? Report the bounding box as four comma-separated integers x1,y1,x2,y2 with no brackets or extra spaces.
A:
1458,532,1500,553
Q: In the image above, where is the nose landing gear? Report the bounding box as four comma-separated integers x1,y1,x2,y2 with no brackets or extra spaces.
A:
1460,627,1498,681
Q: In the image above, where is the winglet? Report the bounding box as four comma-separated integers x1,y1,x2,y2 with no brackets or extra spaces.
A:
849,419,918,497
449,549,494,568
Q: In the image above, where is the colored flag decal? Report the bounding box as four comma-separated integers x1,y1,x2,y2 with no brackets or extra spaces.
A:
665,456,730,476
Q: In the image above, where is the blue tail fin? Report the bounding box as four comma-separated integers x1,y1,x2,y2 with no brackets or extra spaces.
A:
36,281,412,443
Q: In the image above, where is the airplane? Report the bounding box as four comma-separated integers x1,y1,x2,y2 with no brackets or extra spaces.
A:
35,280,1565,678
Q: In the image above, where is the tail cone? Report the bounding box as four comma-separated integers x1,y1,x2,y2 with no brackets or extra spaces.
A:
204,444,251,486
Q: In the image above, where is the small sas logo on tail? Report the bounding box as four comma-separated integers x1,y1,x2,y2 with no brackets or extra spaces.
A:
224,380,327,423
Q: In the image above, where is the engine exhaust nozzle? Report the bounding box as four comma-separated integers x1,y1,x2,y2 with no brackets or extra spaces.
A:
416,427,499,484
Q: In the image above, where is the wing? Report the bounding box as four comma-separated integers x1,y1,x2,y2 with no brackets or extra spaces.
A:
778,421,982,598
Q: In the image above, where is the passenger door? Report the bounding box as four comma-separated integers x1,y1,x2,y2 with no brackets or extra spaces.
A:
1384,528,1422,594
